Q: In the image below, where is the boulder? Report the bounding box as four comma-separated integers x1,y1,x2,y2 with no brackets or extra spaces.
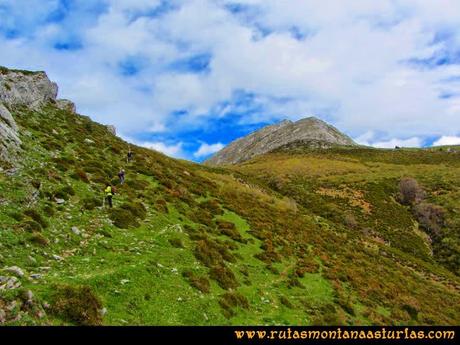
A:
56,99,76,113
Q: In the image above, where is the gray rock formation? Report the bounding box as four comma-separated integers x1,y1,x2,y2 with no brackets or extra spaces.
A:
0,103,21,164
0,66,75,165
0,68,58,109
106,125,117,136
205,117,357,165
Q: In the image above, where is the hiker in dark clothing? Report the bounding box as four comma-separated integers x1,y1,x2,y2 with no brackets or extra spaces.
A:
105,185,114,208
118,168,125,184
127,149,133,163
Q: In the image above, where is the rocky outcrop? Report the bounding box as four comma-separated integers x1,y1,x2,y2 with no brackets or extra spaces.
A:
56,99,76,113
205,117,357,165
0,103,21,164
0,68,58,109
0,66,72,165
106,125,116,136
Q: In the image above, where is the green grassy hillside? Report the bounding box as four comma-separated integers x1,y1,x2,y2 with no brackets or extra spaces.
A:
0,104,459,325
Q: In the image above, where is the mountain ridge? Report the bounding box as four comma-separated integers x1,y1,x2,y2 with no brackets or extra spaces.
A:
205,116,357,165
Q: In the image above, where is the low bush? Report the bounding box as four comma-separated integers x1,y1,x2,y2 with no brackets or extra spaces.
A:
218,292,249,318
398,177,425,205
210,265,239,290
51,285,103,325
182,270,210,293
23,209,48,229
81,197,103,211
109,208,139,229
168,238,184,248
29,232,49,246
120,201,147,220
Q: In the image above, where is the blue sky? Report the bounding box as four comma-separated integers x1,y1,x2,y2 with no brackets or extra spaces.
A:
1,0,460,160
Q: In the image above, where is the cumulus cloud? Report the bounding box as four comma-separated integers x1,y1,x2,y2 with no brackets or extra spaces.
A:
432,135,460,146
355,131,422,148
194,142,225,158
138,141,185,158
0,0,460,160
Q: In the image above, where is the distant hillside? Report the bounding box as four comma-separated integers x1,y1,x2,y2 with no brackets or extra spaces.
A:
205,117,357,165
0,66,459,326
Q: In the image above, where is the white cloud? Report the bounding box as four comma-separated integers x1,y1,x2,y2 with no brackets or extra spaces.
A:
194,142,224,158
355,131,422,148
432,136,460,146
139,141,184,158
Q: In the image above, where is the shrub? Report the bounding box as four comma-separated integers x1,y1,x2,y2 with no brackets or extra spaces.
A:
42,204,55,217
31,179,41,189
199,199,224,216
82,197,103,211
70,169,89,183
182,271,210,293
154,199,168,213
120,201,147,220
169,238,184,248
279,296,293,308
54,185,76,201
413,202,445,238
23,209,49,229
22,220,43,232
30,232,49,246
398,177,424,205
210,265,239,290
218,292,249,318
216,220,244,242
109,208,139,229
8,212,23,221
51,285,103,325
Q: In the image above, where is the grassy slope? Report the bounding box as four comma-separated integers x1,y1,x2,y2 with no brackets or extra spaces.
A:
0,104,459,325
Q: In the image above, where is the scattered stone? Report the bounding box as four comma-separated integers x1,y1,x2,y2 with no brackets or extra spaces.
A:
4,266,25,277
30,274,42,280
171,268,178,274
25,290,33,302
56,99,76,113
157,263,164,268
177,297,183,302
55,198,65,205
71,226,81,236
52,255,63,261
3,276,21,289
120,279,130,285
0,276,7,284
99,307,107,317
84,138,95,144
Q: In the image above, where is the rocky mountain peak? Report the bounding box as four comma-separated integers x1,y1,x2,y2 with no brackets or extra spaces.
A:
205,116,357,165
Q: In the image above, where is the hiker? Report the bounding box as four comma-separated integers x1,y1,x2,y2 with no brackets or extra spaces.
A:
105,184,114,208
127,149,133,163
118,168,125,184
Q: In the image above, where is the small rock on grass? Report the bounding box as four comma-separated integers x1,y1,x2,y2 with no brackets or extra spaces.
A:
4,266,25,277
71,226,81,236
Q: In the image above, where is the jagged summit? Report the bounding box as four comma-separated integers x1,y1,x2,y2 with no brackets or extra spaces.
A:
205,116,357,165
